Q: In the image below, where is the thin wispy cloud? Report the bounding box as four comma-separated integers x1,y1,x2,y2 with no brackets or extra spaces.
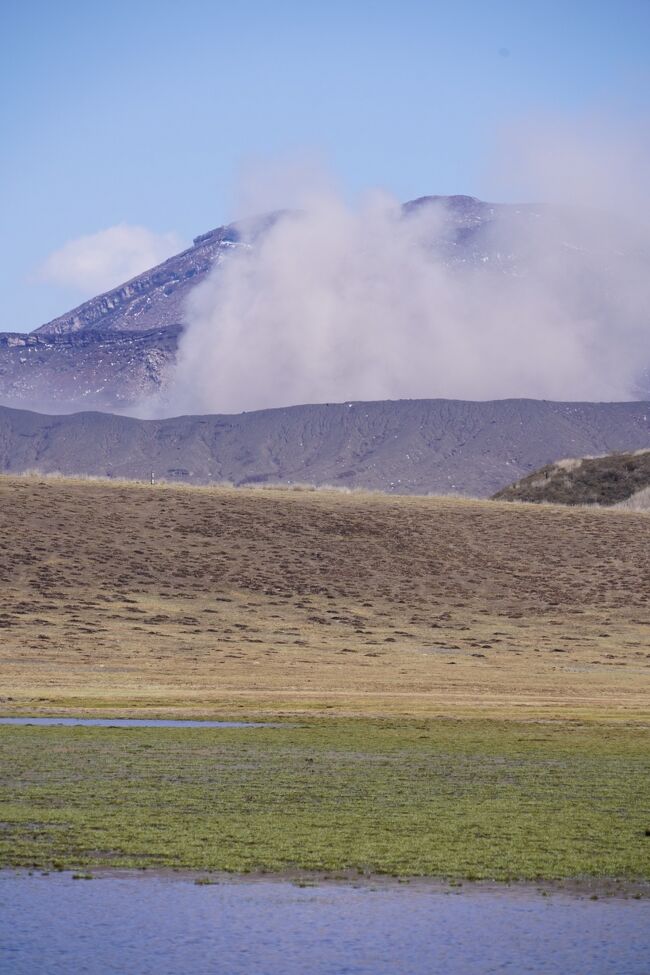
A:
37,225,184,297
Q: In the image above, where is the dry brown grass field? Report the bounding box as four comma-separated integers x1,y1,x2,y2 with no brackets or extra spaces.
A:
0,475,648,721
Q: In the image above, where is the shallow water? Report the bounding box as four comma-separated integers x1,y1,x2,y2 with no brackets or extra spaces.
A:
0,717,267,728
0,873,647,975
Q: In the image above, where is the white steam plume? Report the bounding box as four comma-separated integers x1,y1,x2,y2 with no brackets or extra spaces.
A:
164,126,650,415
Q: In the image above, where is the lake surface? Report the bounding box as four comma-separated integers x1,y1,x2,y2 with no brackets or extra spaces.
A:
0,718,267,728
0,872,647,975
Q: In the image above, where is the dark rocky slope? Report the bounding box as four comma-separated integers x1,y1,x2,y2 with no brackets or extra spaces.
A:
0,325,180,413
0,398,648,497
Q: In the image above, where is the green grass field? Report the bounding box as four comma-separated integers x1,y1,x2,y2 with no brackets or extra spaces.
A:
2,718,648,881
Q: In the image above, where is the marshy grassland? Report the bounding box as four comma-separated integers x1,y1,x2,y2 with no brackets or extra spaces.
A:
1,719,649,880
0,475,648,881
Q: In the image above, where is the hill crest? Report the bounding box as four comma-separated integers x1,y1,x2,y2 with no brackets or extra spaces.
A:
0,397,648,497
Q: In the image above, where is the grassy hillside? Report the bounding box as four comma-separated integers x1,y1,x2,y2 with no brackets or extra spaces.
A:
492,448,650,506
1,475,648,721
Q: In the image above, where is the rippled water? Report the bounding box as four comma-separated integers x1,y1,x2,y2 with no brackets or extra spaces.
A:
0,718,267,728
0,872,647,975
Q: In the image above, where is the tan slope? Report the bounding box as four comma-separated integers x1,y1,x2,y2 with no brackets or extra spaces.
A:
0,476,648,720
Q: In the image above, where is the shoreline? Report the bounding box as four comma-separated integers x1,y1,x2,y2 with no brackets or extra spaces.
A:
3,867,648,900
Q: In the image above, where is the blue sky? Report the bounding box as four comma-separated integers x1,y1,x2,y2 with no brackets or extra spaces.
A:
2,0,649,332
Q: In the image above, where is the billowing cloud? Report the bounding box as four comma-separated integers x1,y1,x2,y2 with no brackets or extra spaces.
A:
38,224,184,295
161,189,650,416
139,116,650,416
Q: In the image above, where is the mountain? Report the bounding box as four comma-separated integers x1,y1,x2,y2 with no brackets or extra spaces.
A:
29,197,512,339
6,194,644,413
493,447,650,507
0,219,242,412
0,398,648,497
0,211,281,411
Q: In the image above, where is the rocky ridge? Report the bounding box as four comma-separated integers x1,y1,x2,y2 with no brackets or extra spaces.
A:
0,397,648,497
